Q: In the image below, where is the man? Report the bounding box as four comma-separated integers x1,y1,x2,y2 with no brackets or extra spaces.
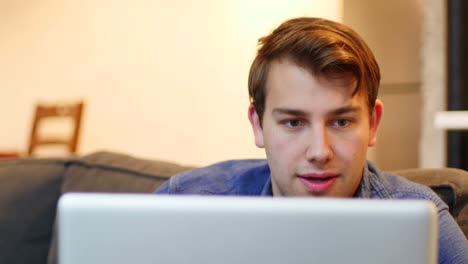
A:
156,17,468,262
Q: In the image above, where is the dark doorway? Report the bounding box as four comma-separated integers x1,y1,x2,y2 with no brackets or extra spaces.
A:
447,0,468,169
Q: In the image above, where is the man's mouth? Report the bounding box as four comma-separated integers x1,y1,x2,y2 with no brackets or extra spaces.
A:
307,178,331,182
297,173,338,194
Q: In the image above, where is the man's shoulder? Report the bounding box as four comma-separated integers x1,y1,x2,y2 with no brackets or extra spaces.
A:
377,170,447,209
377,172,468,263
156,159,270,195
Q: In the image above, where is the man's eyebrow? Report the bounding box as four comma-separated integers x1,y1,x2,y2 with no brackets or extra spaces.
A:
332,105,361,115
272,108,308,116
272,106,362,116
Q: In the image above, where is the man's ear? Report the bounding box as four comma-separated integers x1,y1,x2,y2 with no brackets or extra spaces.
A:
368,99,384,147
248,104,265,148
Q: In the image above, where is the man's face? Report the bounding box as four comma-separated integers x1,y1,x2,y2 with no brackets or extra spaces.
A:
249,59,383,197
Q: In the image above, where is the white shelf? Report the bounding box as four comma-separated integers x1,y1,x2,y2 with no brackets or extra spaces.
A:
434,111,468,130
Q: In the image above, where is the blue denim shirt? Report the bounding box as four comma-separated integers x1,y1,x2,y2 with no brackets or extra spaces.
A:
156,160,468,263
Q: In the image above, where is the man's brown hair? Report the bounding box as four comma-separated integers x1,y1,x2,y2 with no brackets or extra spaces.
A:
248,17,380,122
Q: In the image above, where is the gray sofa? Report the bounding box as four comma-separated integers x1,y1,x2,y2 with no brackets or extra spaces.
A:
0,151,467,264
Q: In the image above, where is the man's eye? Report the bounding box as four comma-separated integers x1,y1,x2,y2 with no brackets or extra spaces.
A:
285,120,303,128
334,119,350,128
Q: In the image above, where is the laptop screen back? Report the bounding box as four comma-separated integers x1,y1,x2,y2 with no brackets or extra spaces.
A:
58,193,437,264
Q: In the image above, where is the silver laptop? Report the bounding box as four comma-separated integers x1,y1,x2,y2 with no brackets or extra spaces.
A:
58,193,438,264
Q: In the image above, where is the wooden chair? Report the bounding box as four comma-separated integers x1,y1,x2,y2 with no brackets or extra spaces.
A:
27,101,84,156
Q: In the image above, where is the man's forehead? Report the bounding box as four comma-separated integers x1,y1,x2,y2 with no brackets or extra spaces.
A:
263,59,370,115
267,58,360,95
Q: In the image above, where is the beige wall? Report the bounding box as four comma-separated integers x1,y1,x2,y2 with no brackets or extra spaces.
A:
0,0,342,166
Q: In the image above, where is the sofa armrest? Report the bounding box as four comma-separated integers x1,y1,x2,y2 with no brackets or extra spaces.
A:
0,158,66,264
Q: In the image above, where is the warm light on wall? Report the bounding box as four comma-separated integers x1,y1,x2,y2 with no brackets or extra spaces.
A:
0,0,342,165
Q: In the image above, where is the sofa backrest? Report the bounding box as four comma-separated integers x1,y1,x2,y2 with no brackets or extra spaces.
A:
61,151,194,193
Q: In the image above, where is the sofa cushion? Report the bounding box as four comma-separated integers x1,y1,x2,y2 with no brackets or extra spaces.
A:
0,159,66,264
47,151,194,264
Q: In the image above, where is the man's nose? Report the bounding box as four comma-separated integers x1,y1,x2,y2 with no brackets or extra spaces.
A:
305,125,332,164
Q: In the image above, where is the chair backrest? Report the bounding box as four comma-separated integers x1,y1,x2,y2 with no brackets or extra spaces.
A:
27,101,84,156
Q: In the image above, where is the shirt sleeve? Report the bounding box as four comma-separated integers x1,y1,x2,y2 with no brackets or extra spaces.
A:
437,208,468,263
154,179,171,194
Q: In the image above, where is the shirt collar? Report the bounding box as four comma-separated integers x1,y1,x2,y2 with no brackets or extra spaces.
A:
260,176,273,196
354,161,373,198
